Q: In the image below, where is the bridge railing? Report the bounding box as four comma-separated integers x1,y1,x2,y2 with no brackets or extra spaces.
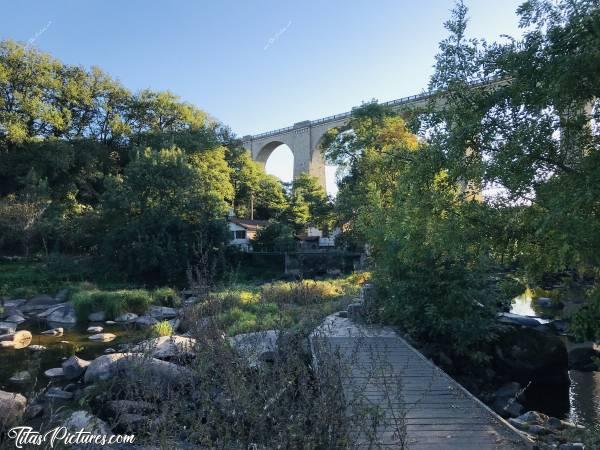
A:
247,76,504,141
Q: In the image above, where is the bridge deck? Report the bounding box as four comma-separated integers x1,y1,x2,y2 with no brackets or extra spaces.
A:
312,315,532,449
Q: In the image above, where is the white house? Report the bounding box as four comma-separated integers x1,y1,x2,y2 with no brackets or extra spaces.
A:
227,217,269,251
303,226,341,248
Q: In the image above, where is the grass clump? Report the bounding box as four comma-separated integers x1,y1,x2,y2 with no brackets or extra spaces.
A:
72,288,152,321
260,279,345,305
152,287,181,307
149,320,174,337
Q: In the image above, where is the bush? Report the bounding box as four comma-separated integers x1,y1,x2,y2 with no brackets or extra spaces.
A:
152,287,181,307
72,288,152,321
260,280,343,305
571,287,600,342
149,320,174,337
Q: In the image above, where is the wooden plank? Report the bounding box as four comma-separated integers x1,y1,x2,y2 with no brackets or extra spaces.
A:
312,314,533,449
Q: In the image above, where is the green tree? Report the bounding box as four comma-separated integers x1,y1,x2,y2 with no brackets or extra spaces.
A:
290,173,333,228
100,146,232,283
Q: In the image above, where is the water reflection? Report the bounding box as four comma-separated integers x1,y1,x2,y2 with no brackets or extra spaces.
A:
569,370,600,426
511,291,600,425
511,291,538,316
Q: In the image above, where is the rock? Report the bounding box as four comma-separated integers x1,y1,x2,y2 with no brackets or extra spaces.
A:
63,383,78,393
498,312,543,328
4,314,26,324
41,327,64,336
37,303,66,318
62,356,91,380
87,326,103,333
558,444,585,450
9,371,31,383
551,319,570,334
535,297,563,309
168,318,181,332
547,416,562,430
45,304,76,324
527,424,550,435
493,325,569,386
132,336,197,359
347,303,364,322
133,315,158,327
88,333,116,342
28,344,46,352
88,311,106,322
55,288,69,301
0,390,27,427
114,412,146,429
148,306,177,320
104,347,116,354
492,397,520,417
21,294,62,312
229,330,280,368
0,330,32,349
0,322,17,334
337,310,348,318
2,299,26,309
24,404,43,420
508,418,529,431
84,353,193,388
115,312,138,323
44,367,64,378
64,410,112,435
45,387,73,400
516,411,548,425
568,346,600,371
105,320,116,325
494,382,522,399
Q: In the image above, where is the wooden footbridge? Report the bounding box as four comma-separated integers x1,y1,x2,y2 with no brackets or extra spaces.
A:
311,314,533,449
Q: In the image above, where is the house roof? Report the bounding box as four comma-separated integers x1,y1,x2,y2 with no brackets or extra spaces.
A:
228,218,270,232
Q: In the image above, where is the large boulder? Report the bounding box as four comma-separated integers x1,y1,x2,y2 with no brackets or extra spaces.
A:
115,312,138,323
62,356,91,380
21,294,63,313
148,306,177,320
0,390,27,429
131,335,196,359
568,346,600,371
133,315,158,328
84,353,193,387
229,330,280,368
43,303,77,324
493,325,569,386
498,312,543,328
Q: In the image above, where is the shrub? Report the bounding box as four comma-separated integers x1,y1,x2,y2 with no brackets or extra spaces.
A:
260,280,343,305
571,287,600,342
149,320,174,337
152,287,181,307
72,288,152,321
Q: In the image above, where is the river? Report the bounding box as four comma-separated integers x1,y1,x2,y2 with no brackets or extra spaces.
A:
510,291,600,426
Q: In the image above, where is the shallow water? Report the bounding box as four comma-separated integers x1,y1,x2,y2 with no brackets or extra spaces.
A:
510,292,600,425
0,320,139,397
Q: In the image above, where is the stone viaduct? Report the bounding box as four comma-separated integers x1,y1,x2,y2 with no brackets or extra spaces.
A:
242,90,433,189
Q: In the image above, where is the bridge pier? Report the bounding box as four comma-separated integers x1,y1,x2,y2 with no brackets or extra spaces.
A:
243,119,330,189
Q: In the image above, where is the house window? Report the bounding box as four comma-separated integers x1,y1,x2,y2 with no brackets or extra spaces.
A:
234,230,246,240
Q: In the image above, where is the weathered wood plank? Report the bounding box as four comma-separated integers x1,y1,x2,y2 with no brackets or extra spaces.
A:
312,314,533,449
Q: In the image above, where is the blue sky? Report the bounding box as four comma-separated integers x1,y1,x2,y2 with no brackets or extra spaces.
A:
1,0,524,193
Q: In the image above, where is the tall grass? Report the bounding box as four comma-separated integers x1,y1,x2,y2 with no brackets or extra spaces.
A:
72,289,153,321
